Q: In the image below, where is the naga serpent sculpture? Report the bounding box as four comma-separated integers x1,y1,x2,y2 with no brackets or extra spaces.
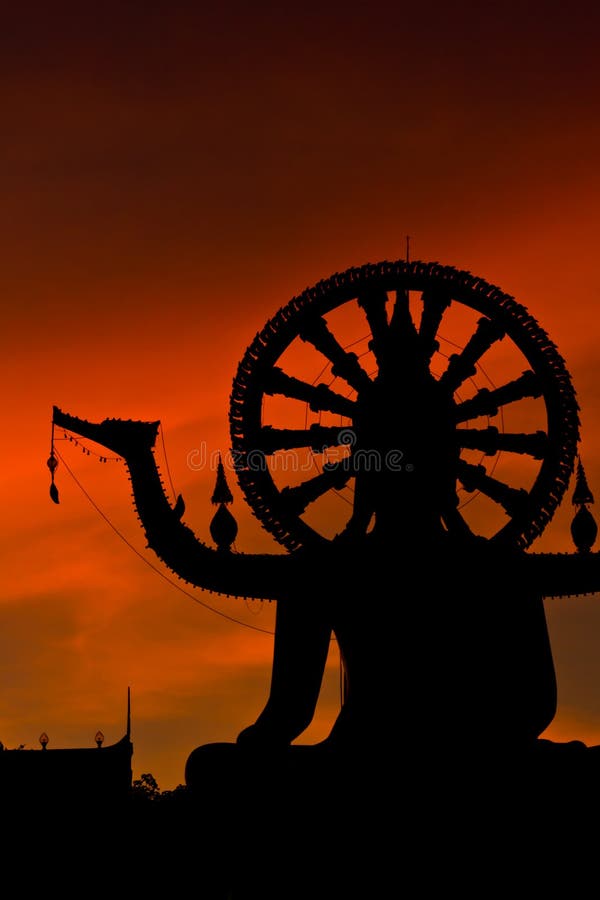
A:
52,259,600,775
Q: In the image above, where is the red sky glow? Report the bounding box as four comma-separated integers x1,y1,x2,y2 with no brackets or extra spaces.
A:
2,1,600,789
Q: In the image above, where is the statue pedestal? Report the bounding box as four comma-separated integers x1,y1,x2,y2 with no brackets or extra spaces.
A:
179,739,600,896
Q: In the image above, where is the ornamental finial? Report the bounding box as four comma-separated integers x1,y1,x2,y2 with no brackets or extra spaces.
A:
571,458,597,553
209,455,237,551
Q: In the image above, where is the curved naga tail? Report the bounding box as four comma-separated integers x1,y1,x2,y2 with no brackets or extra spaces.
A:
51,406,302,601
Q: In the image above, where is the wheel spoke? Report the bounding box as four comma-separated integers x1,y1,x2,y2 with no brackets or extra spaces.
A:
438,317,505,394
457,460,528,517
256,424,346,455
299,316,373,393
441,504,474,537
357,289,390,370
262,367,356,417
418,287,452,362
279,465,351,515
458,427,548,459
454,371,542,422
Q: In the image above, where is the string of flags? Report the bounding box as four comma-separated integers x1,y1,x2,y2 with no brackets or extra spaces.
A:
47,423,120,505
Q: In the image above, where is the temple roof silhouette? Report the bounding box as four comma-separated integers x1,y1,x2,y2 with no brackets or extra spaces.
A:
1,690,133,812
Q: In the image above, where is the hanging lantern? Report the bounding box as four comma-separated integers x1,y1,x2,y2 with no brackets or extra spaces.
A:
571,458,597,553
47,453,58,477
47,441,60,505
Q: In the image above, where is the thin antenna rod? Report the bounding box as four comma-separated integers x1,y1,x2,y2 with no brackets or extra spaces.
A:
406,235,411,263
126,686,131,739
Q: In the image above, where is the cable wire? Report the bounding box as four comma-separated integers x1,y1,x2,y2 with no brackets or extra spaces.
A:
54,447,274,635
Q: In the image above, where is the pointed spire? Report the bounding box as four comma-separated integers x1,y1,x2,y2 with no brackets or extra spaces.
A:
211,454,234,505
571,457,597,553
572,458,594,506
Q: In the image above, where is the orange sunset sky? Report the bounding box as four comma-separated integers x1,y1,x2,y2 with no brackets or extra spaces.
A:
2,2,600,790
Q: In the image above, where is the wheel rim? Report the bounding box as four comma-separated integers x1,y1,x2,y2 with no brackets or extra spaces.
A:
229,260,579,552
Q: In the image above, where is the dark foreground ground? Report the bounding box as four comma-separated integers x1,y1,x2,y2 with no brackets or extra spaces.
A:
5,740,600,897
